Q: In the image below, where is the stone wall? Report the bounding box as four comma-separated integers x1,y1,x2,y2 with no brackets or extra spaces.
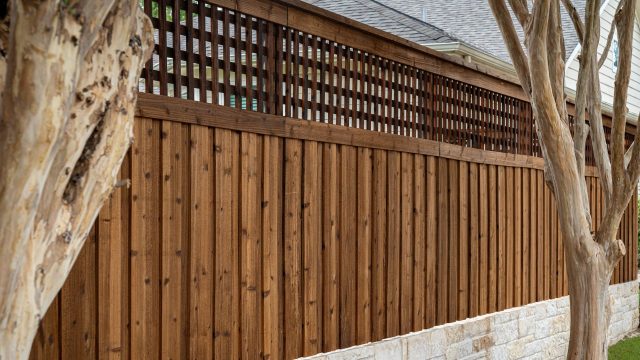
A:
303,281,639,360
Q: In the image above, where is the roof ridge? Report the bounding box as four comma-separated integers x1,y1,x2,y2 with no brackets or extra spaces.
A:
366,0,463,43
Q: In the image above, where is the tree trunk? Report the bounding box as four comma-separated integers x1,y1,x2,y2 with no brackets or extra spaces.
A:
0,1,153,359
566,244,614,360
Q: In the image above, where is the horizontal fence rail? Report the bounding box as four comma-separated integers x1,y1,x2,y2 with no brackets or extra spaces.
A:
139,0,634,165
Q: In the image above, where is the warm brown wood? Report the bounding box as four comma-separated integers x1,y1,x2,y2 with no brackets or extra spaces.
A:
425,156,438,329
161,122,189,360
400,153,414,332
214,129,241,360
33,113,639,360
436,158,449,325
357,148,373,343
303,141,322,355
322,143,340,352
386,151,402,334
61,228,97,360
339,146,357,348
241,132,264,358
189,125,214,360
372,150,388,340
284,139,303,359
130,118,161,360
413,155,426,330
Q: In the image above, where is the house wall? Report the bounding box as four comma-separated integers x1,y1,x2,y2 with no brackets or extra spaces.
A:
302,281,639,360
565,0,640,116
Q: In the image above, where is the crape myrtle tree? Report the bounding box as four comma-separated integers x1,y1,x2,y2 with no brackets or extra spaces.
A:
489,0,640,358
0,0,153,359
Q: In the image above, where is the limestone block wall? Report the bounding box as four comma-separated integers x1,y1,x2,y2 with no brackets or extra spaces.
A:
303,281,639,360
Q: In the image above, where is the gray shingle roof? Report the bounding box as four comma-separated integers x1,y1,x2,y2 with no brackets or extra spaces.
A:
305,0,587,64
304,0,458,45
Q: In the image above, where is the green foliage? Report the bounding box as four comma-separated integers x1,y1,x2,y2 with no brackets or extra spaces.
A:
609,335,640,359
139,0,187,22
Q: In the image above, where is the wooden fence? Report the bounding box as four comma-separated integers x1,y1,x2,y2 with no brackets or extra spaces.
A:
28,0,638,359
29,96,638,360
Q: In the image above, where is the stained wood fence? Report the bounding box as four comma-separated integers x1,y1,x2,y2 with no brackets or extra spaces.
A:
28,0,638,359
29,97,638,360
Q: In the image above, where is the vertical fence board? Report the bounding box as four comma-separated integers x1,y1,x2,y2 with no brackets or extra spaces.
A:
240,132,264,359
400,153,414,333
130,118,161,360
189,125,214,360
425,156,438,328
322,143,340,352
161,122,190,360
61,226,97,360
372,150,388,340
340,146,358,347
386,151,402,334
283,139,303,359
413,155,426,330
458,161,469,320
437,158,449,324
357,148,373,343
214,129,241,360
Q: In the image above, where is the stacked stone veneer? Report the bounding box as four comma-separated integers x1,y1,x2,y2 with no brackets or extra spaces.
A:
303,281,639,360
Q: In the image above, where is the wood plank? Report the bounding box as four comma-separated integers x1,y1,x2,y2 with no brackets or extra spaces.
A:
505,167,514,309
340,146,358,347
130,118,160,360
544,178,551,299
240,132,264,359
161,122,189,360
550,188,557,299
189,125,214,360
61,225,97,359
357,148,373,342
214,128,241,360
479,164,489,315
448,159,459,322
322,143,340,351
514,167,522,307
386,151,402,334
30,297,60,360
303,141,322,355
497,166,506,311
436,157,449,324
413,154,426,330
488,165,498,313
425,156,438,328
458,161,469,320
136,94,581,173
400,152,414,333
530,170,538,302
283,139,303,359
97,160,128,360
522,168,530,304
538,171,546,300
372,149,388,340
469,162,480,318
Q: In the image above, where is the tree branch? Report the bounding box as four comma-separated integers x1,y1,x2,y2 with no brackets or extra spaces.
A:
598,0,625,68
488,0,532,97
561,0,585,43
509,0,530,27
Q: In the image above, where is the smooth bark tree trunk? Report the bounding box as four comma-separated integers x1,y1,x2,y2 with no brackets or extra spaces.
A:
566,242,615,360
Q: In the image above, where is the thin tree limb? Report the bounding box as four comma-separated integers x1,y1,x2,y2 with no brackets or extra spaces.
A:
561,0,585,43
508,0,531,27
599,0,625,68
488,0,532,97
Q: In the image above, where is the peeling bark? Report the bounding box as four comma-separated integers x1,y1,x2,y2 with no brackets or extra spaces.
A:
0,1,153,359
